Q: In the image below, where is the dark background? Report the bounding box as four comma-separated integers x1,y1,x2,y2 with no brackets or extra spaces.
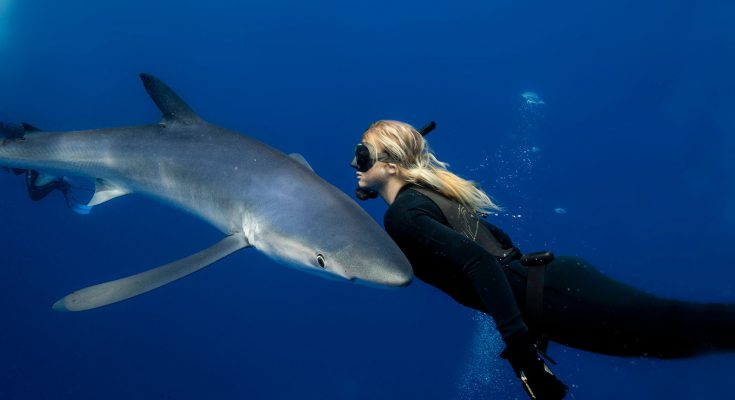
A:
1,0,733,398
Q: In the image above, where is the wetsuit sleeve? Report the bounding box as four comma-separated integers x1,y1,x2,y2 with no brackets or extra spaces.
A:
384,191,528,340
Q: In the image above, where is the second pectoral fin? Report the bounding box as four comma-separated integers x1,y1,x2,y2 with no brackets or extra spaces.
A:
53,234,251,312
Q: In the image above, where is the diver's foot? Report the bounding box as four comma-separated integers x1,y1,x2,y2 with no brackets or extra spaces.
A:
500,335,568,400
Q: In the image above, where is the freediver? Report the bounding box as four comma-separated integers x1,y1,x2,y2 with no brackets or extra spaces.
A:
350,120,735,400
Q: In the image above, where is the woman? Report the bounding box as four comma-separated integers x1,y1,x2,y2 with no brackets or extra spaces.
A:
351,120,735,400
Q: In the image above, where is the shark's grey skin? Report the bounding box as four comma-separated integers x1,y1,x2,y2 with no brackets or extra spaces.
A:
0,73,413,311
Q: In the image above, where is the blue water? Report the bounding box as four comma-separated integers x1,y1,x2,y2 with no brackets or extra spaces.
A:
1,1,734,399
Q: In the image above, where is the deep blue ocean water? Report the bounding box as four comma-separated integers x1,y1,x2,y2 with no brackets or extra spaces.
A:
1,1,734,399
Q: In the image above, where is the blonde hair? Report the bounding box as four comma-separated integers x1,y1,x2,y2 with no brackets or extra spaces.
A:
362,120,502,214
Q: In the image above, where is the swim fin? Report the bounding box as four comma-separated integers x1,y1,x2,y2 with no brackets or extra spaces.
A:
500,333,568,399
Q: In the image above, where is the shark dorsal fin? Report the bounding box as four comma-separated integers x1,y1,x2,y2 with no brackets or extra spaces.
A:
139,73,202,125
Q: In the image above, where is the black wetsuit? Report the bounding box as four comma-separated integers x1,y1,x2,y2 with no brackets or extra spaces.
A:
384,185,735,358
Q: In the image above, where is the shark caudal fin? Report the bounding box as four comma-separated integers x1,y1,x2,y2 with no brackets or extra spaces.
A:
0,121,39,140
1,122,38,175
1,122,90,214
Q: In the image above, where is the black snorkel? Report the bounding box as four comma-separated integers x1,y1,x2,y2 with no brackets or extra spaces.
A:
354,121,436,201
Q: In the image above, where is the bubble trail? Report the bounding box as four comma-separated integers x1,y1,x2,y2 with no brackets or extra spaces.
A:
455,312,506,399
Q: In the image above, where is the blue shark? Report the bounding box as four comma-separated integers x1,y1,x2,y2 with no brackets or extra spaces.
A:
0,73,413,311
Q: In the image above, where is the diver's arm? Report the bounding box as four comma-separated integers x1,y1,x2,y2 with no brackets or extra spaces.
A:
384,190,513,274
385,203,505,282
384,196,528,340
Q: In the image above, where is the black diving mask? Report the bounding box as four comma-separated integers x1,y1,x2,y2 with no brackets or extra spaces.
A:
350,143,397,172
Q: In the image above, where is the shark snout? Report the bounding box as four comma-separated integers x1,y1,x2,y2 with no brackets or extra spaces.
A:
341,269,412,287
333,268,412,287
333,253,413,288
368,268,413,287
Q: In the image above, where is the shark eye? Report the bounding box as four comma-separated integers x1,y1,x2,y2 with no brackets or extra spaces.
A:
316,254,326,268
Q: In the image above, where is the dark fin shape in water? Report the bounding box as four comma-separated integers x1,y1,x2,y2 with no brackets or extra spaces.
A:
25,171,95,214
21,123,41,132
0,122,26,140
1,167,26,175
26,170,67,202
1,121,43,174
139,73,202,126
4,121,98,215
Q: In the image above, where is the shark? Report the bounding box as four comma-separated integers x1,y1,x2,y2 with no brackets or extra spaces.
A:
0,73,413,311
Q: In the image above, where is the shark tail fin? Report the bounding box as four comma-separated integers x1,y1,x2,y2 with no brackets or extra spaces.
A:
0,121,45,184
1,121,42,175
1,122,130,214
0,121,31,140
0,121,42,141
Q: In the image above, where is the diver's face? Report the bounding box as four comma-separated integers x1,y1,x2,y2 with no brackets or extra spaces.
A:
352,143,388,190
356,159,388,190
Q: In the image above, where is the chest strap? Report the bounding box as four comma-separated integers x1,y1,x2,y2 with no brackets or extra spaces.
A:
411,187,518,259
411,186,551,350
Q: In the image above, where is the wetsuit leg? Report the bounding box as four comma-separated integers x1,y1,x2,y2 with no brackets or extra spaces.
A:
504,256,735,358
459,252,530,341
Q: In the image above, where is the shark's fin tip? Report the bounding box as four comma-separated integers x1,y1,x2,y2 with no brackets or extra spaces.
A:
51,298,71,312
21,123,41,132
58,235,251,311
139,73,202,125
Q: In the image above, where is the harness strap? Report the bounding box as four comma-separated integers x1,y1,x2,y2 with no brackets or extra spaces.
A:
526,264,548,352
412,186,550,350
412,187,515,259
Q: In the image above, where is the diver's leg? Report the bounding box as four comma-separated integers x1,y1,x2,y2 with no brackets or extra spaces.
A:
505,256,735,358
455,255,568,398
458,252,529,341
454,252,568,400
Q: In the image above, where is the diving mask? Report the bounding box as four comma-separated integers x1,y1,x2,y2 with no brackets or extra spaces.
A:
350,143,398,172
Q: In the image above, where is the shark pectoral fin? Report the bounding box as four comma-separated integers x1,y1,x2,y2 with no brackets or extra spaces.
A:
87,179,130,207
289,153,314,171
52,234,251,312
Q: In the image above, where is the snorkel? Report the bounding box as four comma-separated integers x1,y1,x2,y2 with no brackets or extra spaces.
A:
352,121,436,200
